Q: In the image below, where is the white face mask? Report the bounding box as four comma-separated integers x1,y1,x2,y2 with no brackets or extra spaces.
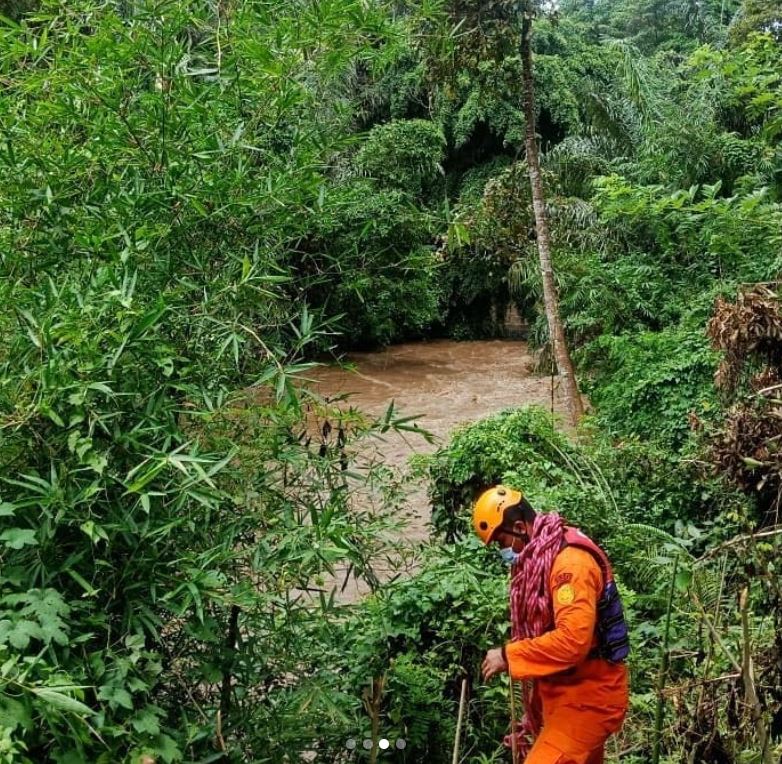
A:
499,546,521,566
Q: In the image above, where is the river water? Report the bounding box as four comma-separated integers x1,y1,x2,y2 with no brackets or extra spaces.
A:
311,339,566,599
314,339,564,476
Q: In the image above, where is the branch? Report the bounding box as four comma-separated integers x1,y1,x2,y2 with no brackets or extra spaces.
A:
690,590,741,675
661,672,741,696
697,526,782,563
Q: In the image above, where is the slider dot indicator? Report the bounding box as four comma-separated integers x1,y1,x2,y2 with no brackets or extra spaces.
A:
379,738,389,750
395,738,407,749
362,739,372,750
345,739,356,750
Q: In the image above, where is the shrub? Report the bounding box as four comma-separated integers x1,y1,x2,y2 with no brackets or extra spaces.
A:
591,176,782,279
303,181,442,347
356,119,446,197
582,326,719,449
422,406,621,542
329,539,510,762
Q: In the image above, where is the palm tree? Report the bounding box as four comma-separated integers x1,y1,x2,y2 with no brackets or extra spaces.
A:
520,0,584,425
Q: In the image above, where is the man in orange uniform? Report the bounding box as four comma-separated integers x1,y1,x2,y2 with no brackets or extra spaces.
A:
473,485,629,763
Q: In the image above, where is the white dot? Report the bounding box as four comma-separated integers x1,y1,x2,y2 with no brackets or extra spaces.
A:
379,738,389,750
362,739,372,750
346,739,356,750
395,738,407,749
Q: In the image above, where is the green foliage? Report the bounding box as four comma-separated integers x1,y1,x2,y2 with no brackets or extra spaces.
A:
330,539,511,762
1,0,781,760
436,248,513,339
0,1,428,760
436,159,521,338
356,119,446,196
691,32,782,146
0,250,416,760
304,181,441,346
588,439,714,529
447,59,527,148
517,249,678,350
455,156,515,206
592,176,782,277
424,406,621,542
729,0,782,43
421,400,732,571
0,0,38,19
582,326,718,448
385,655,451,749
416,398,775,760
565,0,741,52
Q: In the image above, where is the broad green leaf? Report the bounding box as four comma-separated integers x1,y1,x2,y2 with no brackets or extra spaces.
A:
0,528,37,549
0,619,41,649
98,685,134,711
0,695,32,730
131,707,161,735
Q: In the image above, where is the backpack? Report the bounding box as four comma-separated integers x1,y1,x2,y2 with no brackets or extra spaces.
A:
561,527,630,663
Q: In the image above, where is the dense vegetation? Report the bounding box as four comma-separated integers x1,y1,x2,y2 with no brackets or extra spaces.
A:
1,0,782,761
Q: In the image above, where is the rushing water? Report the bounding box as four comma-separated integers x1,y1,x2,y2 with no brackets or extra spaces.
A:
310,339,566,599
313,339,564,468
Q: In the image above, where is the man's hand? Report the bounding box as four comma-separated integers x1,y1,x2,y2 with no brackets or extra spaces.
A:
481,647,509,682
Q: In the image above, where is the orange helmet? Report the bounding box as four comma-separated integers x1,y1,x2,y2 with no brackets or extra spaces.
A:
472,485,523,544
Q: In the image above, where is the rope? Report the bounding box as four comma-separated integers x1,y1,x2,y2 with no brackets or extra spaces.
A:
505,512,565,758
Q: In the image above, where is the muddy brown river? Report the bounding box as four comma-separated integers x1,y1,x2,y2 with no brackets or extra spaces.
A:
311,339,566,599
314,339,565,469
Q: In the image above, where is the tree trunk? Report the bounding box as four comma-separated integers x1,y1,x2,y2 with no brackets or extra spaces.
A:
520,4,584,425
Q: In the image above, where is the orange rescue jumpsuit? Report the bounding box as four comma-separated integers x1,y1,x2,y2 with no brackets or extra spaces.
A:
504,546,629,764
